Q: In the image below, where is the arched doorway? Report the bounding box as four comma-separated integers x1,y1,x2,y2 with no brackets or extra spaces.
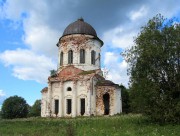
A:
103,93,110,115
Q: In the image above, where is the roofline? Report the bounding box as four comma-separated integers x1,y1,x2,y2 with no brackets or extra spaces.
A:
57,34,103,47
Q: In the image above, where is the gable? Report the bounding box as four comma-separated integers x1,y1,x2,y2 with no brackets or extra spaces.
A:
58,65,83,78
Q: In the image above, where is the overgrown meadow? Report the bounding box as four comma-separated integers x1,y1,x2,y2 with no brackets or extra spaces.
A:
0,114,179,136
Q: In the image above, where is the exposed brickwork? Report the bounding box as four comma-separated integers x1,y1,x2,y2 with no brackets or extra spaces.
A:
59,35,92,53
96,86,116,115
59,65,83,78
49,66,102,83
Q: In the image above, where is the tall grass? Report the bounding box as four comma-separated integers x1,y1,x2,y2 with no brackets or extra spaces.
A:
0,114,179,136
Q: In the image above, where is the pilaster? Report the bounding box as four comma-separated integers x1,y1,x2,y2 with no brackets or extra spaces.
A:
72,80,77,117
59,81,64,117
47,82,52,117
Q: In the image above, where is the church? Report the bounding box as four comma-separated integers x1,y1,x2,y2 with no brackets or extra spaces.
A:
41,18,122,117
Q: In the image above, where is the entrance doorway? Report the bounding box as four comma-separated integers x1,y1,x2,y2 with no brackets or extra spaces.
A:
80,98,85,115
103,93,110,115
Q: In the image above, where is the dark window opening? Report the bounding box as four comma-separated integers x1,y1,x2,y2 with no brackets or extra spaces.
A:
103,93,110,115
91,50,96,65
67,99,72,114
80,49,85,63
67,87,72,91
80,98,85,115
98,53,101,66
68,50,73,64
55,100,59,116
60,52,63,66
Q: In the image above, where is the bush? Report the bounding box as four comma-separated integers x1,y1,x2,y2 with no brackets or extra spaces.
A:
119,84,130,113
1,95,29,119
28,100,41,117
0,110,2,119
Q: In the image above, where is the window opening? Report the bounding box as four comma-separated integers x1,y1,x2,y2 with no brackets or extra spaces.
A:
80,49,85,63
80,98,85,115
67,99,72,114
68,50,73,64
91,50,96,65
54,100,59,116
60,52,63,66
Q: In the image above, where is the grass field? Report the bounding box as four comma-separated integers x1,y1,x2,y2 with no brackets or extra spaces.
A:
0,114,179,136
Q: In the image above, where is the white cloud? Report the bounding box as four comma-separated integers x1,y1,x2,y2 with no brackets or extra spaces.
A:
0,90,6,97
103,52,129,87
23,22,59,57
1,0,180,86
1,0,60,58
0,90,6,109
103,25,138,49
129,5,148,21
0,49,56,83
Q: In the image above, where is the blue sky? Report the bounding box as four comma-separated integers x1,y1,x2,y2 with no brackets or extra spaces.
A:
0,0,180,108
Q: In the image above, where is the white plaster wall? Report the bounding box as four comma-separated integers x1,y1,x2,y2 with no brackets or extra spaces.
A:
41,92,48,117
58,34,102,72
62,81,73,117
50,82,60,117
118,88,122,113
47,80,91,117
42,81,122,117
76,80,88,116
90,77,97,115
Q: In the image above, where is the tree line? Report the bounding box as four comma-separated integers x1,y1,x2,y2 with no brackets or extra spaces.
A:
0,95,41,119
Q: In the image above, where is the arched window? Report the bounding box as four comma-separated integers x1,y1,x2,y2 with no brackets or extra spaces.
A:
99,53,101,67
60,52,63,66
68,50,73,64
80,49,85,64
91,50,96,65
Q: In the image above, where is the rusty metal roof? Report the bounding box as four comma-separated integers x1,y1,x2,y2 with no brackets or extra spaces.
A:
62,18,97,37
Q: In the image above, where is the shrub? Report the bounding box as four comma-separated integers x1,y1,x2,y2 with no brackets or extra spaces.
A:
28,100,41,117
1,95,28,119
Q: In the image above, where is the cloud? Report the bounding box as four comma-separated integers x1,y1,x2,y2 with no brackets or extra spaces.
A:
103,26,137,49
0,90,6,108
23,22,59,58
0,90,5,97
0,0,180,86
0,49,56,83
129,5,148,21
103,52,129,87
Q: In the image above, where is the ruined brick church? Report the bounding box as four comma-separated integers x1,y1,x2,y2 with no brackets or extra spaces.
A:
41,18,122,117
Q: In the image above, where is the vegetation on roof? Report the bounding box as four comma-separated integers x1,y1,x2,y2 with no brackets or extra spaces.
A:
50,70,57,77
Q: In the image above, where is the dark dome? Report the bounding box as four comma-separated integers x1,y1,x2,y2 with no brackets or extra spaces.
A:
62,18,97,37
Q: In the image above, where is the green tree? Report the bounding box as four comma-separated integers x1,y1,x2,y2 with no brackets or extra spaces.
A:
119,84,130,113
1,95,29,119
124,14,180,123
28,100,41,117
0,110,2,119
